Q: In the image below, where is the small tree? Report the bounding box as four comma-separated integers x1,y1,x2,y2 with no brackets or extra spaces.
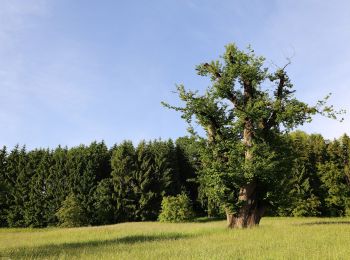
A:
93,178,116,225
56,194,86,227
158,193,194,222
163,43,343,228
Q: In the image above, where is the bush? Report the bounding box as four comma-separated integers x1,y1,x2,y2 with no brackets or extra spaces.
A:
56,194,86,227
158,193,194,222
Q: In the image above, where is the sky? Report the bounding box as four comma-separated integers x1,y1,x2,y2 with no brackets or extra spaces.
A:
1,0,350,149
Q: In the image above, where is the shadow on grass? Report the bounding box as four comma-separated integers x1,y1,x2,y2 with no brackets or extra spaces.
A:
299,221,350,226
193,217,225,223
5,232,192,259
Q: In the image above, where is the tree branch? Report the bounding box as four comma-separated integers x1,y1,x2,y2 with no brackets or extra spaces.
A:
263,63,290,130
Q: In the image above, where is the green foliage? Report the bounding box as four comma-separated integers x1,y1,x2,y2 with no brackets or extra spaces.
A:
24,149,52,227
318,160,350,216
175,137,204,214
5,146,29,227
284,132,323,216
1,131,350,227
66,142,110,225
163,43,342,218
45,146,69,226
111,141,138,221
304,133,350,217
158,193,194,222
93,178,116,225
272,131,350,217
0,138,200,227
56,194,86,227
111,140,182,222
0,146,8,226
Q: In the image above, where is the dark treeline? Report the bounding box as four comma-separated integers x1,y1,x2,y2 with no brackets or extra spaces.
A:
0,138,200,227
276,131,350,217
0,131,350,227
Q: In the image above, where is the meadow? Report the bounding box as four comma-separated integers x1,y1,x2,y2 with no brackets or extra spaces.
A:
1,217,350,259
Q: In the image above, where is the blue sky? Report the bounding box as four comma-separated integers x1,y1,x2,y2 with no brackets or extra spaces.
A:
1,0,350,149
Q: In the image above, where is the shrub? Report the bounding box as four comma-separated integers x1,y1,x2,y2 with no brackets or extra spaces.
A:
56,194,86,227
158,193,194,222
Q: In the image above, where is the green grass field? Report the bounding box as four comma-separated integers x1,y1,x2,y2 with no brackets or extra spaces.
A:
1,217,350,259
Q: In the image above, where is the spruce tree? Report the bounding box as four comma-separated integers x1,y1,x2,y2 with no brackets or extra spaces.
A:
24,149,51,227
175,137,204,215
111,141,138,221
318,135,350,216
288,132,322,216
6,146,29,227
45,146,69,226
0,146,8,226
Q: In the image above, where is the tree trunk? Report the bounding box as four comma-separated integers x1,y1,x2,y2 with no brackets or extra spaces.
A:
226,80,266,228
226,98,266,228
226,182,265,228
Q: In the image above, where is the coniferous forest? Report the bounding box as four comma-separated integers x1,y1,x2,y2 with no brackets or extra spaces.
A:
1,131,350,228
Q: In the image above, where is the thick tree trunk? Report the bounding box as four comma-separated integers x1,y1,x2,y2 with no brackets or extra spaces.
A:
226,209,265,228
226,80,266,229
226,90,266,228
226,182,265,228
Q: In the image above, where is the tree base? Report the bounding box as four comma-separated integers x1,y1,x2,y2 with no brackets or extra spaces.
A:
226,212,261,228
226,201,265,228
226,182,265,228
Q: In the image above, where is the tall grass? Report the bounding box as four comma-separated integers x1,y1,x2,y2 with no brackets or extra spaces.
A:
1,217,350,259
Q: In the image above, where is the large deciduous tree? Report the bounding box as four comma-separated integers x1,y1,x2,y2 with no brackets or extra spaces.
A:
163,43,342,228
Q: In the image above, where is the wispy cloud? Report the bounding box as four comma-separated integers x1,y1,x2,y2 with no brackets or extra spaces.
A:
0,0,99,148
258,0,350,139
0,0,49,47
0,1,51,140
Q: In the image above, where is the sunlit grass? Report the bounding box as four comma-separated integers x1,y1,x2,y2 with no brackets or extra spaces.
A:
1,217,350,259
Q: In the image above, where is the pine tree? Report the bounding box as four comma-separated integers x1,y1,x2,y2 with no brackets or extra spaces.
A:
6,146,29,227
318,135,350,216
0,146,8,226
134,140,181,220
134,141,156,220
287,131,322,216
111,141,138,222
175,137,204,215
45,146,69,226
24,149,52,227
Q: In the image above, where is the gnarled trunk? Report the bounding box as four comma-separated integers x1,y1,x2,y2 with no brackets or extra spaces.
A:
226,79,268,229
226,182,265,228
226,103,266,228
217,119,267,228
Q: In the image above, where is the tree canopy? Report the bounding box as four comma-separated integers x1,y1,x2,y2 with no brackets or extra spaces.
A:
163,43,344,228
